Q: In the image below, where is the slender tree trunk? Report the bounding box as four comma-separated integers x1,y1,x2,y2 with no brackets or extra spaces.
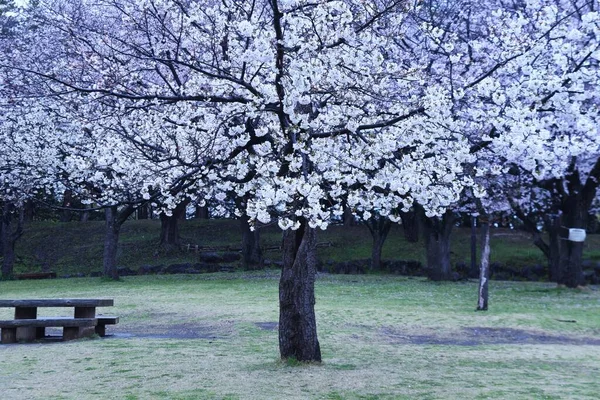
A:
159,199,189,250
195,205,209,219
80,208,90,222
477,218,491,311
60,189,73,222
137,204,149,220
400,210,419,243
1,204,24,280
366,216,391,270
342,204,355,227
423,210,455,281
279,220,321,362
470,216,477,277
240,214,262,270
23,200,35,222
103,206,121,280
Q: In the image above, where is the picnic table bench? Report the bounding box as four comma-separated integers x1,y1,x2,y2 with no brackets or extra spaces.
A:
0,299,119,344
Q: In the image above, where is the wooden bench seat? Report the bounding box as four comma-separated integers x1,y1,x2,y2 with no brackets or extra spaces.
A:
36,316,119,337
0,318,97,344
95,316,119,336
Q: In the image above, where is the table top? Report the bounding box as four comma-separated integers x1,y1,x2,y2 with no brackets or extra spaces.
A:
0,299,114,307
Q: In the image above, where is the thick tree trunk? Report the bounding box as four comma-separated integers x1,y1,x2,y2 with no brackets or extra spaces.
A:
102,204,137,280
103,206,121,280
422,210,455,281
1,204,23,280
400,210,419,243
477,219,491,311
279,220,321,362
366,216,392,271
159,200,189,250
560,201,587,288
240,214,262,270
544,215,561,283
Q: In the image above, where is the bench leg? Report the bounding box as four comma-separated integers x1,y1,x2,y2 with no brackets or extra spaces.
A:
63,326,96,341
95,324,106,337
36,327,46,339
1,328,17,344
16,327,37,342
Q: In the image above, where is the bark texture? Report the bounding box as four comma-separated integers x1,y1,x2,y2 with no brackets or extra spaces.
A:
103,206,121,280
279,221,321,362
159,199,189,250
366,216,392,271
560,197,587,288
240,214,263,270
195,205,209,219
60,189,74,222
342,204,355,227
103,205,136,280
477,219,491,311
422,210,455,281
400,210,419,243
1,204,24,280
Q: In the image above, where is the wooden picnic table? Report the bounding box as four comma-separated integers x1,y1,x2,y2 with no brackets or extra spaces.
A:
0,298,118,344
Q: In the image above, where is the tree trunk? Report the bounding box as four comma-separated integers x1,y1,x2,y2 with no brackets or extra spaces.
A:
560,200,587,288
366,216,391,271
23,200,35,222
470,216,478,278
195,205,209,219
544,215,561,283
103,206,121,280
279,220,321,362
102,204,137,280
137,204,149,220
80,208,90,222
342,204,355,227
400,210,419,243
477,218,491,311
1,204,24,280
240,214,262,270
159,200,189,250
422,210,455,281
60,189,73,222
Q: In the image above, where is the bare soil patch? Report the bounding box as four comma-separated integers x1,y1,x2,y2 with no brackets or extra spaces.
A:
381,326,600,346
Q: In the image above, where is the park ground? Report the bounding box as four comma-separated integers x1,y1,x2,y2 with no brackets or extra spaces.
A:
11,219,600,276
1,272,599,399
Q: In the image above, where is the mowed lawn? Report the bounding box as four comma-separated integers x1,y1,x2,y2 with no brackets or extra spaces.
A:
1,272,599,399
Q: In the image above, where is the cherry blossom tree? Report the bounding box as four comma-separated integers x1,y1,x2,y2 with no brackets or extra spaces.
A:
467,0,600,288
4,0,483,361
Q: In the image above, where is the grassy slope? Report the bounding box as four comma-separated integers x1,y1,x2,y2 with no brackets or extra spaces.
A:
12,219,600,276
0,273,599,399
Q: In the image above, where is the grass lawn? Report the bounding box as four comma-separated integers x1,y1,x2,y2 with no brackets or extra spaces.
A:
1,272,599,399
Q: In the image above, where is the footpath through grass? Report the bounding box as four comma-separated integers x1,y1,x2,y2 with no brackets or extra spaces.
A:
1,272,599,399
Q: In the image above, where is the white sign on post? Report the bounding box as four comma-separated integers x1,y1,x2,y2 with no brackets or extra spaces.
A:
567,228,586,242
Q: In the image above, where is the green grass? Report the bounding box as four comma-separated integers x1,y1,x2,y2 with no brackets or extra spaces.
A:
11,219,600,276
0,273,599,399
